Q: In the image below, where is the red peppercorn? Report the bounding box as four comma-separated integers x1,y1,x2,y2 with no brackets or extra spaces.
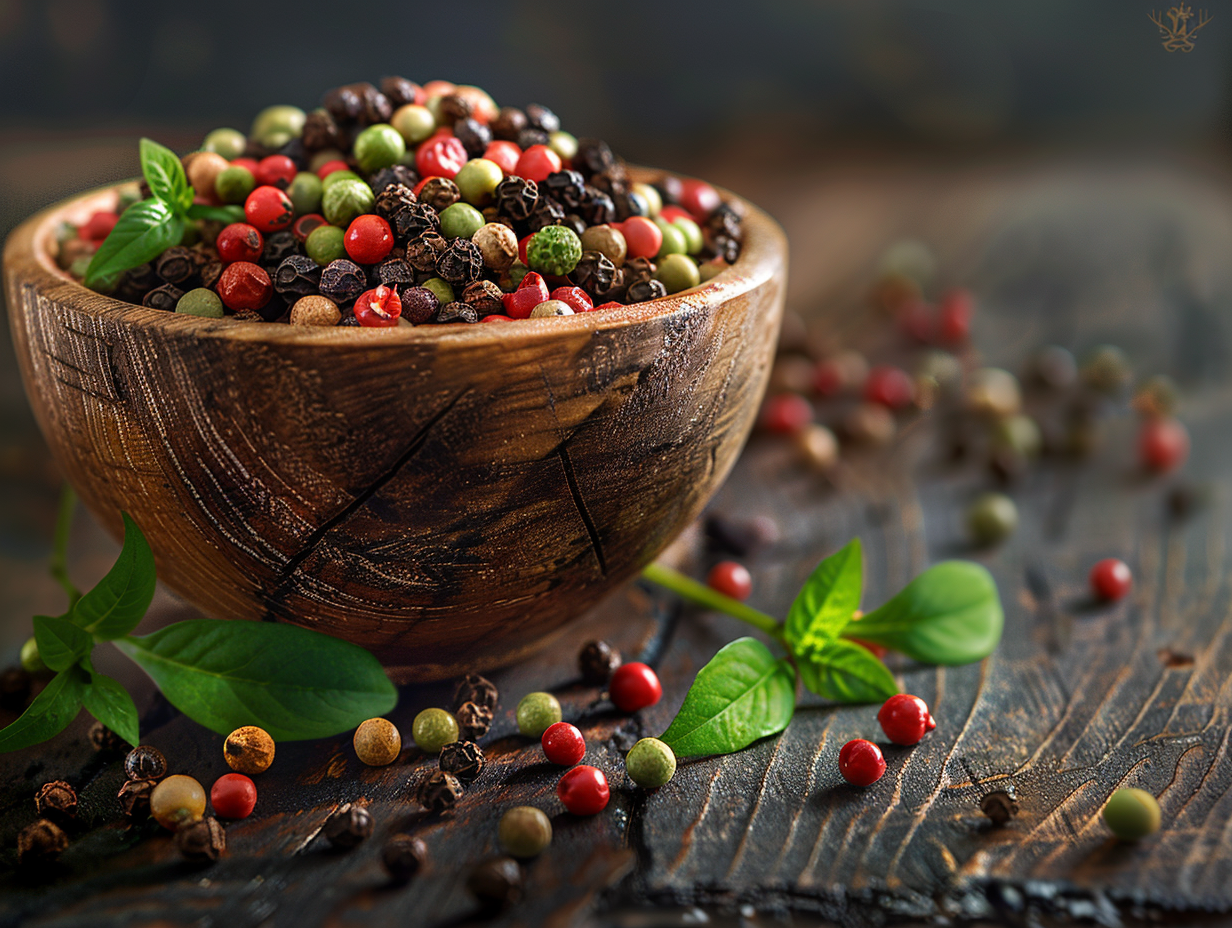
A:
292,213,328,242
593,302,623,311
422,79,456,99
679,179,721,220
344,215,394,265
514,145,562,184
316,159,350,180
877,694,932,746
210,773,257,819
354,285,402,327
1090,558,1132,601
1139,418,1189,473
548,286,593,314
417,136,468,180
483,141,521,175
760,393,814,435
244,186,294,233
707,561,753,601
556,765,610,815
80,210,119,243
937,288,974,344
232,157,261,175
541,722,586,766
658,205,693,225
502,271,550,320
618,217,663,261
864,365,914,410
838,739,886,787
897,301,934,343
256,154,297,189
215,223,265,264
609,662,662,713
481,314,513,323
217,262,272,311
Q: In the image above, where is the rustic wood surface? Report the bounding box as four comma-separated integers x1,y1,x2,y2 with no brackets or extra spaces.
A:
3,146,1232,927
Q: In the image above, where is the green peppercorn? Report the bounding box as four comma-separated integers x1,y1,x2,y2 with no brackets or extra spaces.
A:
202,128,247,160
322,169,363,190
625,738,676,788
287,172,323,216
698,260,725,283
412,708,459,754
967,492,1018,546
1132,375,1180,418
454,159,503,208
507,262,529,290
215,166,256,205
176,288,224,318
655,221,688,259
654,254,701,295
20,636,45,673
990,414,1042,460
323,179,376,227
673,217,703,255
306,225,347,266
515,692,561,738
632,182,662,217
422,277,455,305
354,124,406,175
392,104,436,144
498,806,553,858
548,130,578,162
526,226,582,277
440,202,485,241
1081,345,1133,395
250,105,306,149
1103,788,1160,840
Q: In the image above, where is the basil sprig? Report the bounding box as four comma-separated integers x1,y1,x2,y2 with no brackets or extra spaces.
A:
83,138,197,290
1,492,397,753
645,538,1003,758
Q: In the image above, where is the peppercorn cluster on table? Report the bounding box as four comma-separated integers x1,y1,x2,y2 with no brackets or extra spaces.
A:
3,143,1232,927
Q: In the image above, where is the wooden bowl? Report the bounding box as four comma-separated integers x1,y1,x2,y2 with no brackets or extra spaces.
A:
4,177,787,682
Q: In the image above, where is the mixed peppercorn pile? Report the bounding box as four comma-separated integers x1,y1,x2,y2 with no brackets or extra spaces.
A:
56,78,744,326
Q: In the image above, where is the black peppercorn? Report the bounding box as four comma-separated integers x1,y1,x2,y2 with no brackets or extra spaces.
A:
334,82,392,125
517,127,550,151
460,280,505,318
627,279,667,303
590,170,630,198
525,103,560,134
578,640,622,684
323,84,363,123
35,781,77,825
491,107,528,142
494,176,538,221
578,187,616,227
176,816,226,861
368,164,419,196
319,259,368,305
89,719,126,754
980,790,1019,826
377,258,415,287
324,802,373,848
527,198,565,234
392,202,441,242
405,231,448,273
376,183,418,222
397,285,440,325
454,118,492,158
0,666,30,711
613,190,650,221
543,170,586,209
117,777,159,819
707,203,744,243
453,673,499,712
114,262,158,303
432,302,479,325
301,108,341,151
438,93,473,124
439,740,486,785
704,232,740,265
414,770,464,813
142,284,183,312
467,856,523,909
419,177,461,213
380,76,420,108
274,255,322,297
655,175,683,206
561,213,587,238
155,246,195,285
199,260,224,290
624,257,657,287
454,701,494,742
263,231,300,267
17,819,67,865
125,744,168,781
573,138,616,179
382,833,427,882
592,266,628,304
572,251,617,298
436,239,484,285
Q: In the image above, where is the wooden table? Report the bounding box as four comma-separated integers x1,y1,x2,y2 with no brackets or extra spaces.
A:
3,145,1232,926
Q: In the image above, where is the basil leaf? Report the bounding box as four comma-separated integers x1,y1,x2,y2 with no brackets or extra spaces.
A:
796,637,898,703
115,619,398,740
842,560,1003,665
83,199,185,289
33,614,93,672
71,513,156,640
81,669,139,747
0,667,86,753
140,137,193,213
783,538,863,650
187,203,244,223
660,637,796,757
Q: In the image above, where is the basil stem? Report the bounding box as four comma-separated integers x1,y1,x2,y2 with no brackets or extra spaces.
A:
641,562,782,639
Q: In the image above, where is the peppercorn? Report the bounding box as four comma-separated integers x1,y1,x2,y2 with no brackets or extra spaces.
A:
392,104,436,145
286,171,323,216
655,253,700,295
375,183,417,223
626,737,677,788
88,719,126,753
460,280,505,318
435,239,484,285
380,76,419,107
398,286,440,324
522,103,559,134
322,168,362,189
17,819,68,865
491,107,527,141
439,740,486,785
301,108,340,151
369,164,419,195
439,202,485,241
557,764,610,815
250,104,306,149
224,726,276,775
150,775,207,830
1133,375,1180,419
324,802,373,848
352,123,406,175
449,118,489,160
839,739,886,787
578,640,621,684
529,299,573,318
527,226,582,276
433,301,480,324
422,277,456,306
125,744,168,781
1103,788,1161,840
418,177,460,214
516,692,562,738
796,423,839,472
518,127,551,151
305,225,346,266
437,93,473,125
455,158,503,208
323,178,376,227
117,777,158,819
542,722,586,766
412,708,459,753
580,225,627,267
610,663,663,712
472,222,518,272
468,856,523,909
392,202,441,241
383,833,427,882
262,230,300,267
1081,345,1133,395
415,769,464,813
498,806,552,858
318,259,368,305
454,673,499,711
153,245,195,285
203,127,247,160
980,790,1019,826
271,255,321,298
174,816,226,862
217,263,271,311
376,258,414,287
843,402,896,445
34,780,78,826
542,170,584,210
1029,345,1077,390
354,717,402,766
143,283,184,312
495,176,539,221
626,278,667,303
967,492,1018,546
286,295,340,327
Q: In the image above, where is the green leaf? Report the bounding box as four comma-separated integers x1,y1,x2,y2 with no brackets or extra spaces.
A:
796,637,898,703
659,637,796,757
186,203,244,223
33,614,93,672
115,619,398,741
783,538,863,650
139,137,193,213
842,561,1003,665
83,199,185,289
81,669,140,747
0,667,86,753
71,513,156,640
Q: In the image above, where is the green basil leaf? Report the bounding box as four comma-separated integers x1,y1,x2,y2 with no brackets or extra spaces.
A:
783,538,863,650
796,637,898,703
115,619,398,740
0,667,86,753
140,137,193,213
659,637,796,757
33,614,93,672
842,560,1003,665
83,199,185,289
186,203,244,223
81,669,139,747
71,513,156,640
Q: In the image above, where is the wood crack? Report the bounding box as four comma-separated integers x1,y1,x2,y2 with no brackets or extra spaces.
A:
557,441,608,578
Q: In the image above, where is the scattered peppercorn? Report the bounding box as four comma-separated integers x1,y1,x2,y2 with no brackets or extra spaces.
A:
541,722,586,766
224,726,276,775
1090,558,1133,602
383,833,428,882
413,708,460,753
980,790,1020,826
1103,788,1160,840
454,673,499,712
707,561,753,601
117,777,159,819
838,739,886,787
353,717,402,766
415,769,464,814
88,719,125,754
498,806,553,858
557,764,610,815
468,856,524,909
625,737,677,788
578,640,621,685
150,775,207,831
516,692,562,738
176,816,226,862
439,740,486,785
609,663,663,713
877,694,932,746
210,773,257,819
967,492,1018,546
17,819,68,865
125,745,168,781
324,802,373,848
34,781,77,825
455,701,494,742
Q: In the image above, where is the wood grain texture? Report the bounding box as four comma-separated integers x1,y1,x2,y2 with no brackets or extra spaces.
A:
2,180,787,682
